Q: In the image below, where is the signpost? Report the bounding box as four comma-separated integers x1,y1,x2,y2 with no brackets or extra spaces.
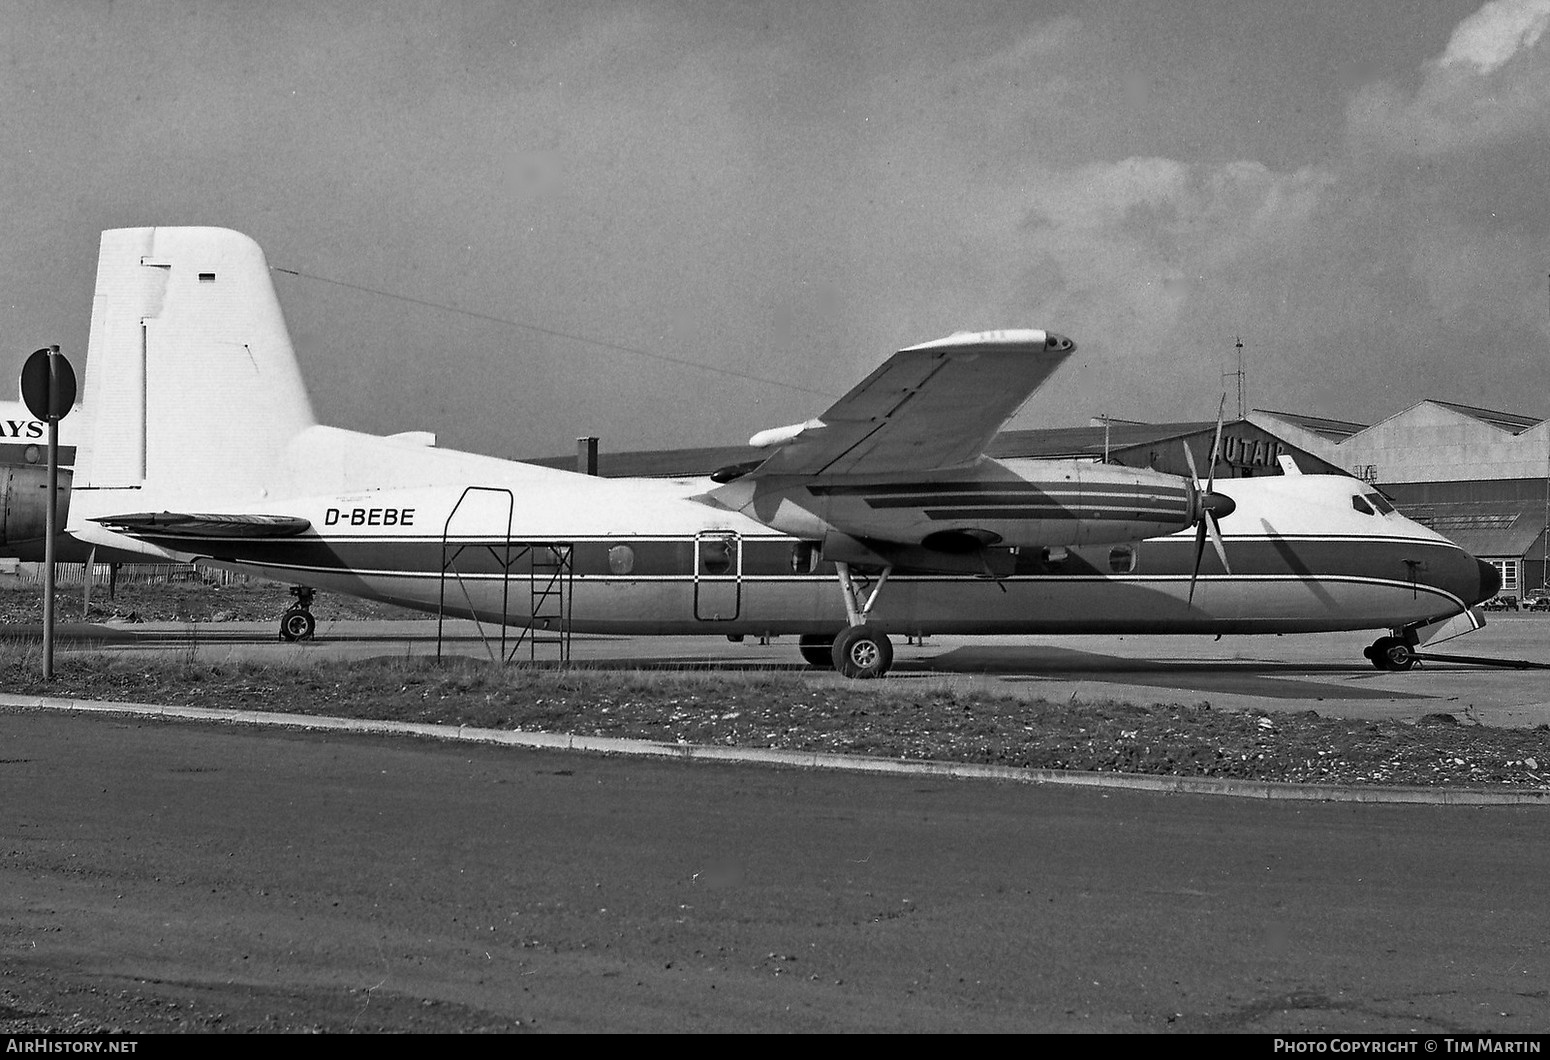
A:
19,346,77,680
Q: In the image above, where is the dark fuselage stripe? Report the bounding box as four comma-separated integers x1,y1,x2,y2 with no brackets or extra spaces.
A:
921,506,1187,521
807,482,1189,498
861,491,1188,507
117,531,1474,590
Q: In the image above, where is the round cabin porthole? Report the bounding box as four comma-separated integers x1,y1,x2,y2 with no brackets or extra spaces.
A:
608,545,635,575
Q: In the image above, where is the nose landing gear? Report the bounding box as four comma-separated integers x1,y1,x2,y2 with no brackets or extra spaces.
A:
1364,634,1416,671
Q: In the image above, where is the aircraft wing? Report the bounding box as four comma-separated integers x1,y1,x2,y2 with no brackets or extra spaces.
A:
92,512,312,538
748,330,1075,477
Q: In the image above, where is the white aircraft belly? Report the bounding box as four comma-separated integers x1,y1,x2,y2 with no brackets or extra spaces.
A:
204,554,1460,638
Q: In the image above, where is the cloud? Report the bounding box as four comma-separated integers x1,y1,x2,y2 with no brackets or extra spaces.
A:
1347,0,1550,155
1440,0,1550,72
981,157,1340,421
1016,157,1333,340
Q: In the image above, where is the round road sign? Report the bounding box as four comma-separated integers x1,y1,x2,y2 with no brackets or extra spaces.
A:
19,346,76,422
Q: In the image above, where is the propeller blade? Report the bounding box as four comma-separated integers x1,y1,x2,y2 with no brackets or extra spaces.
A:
1207,512,1231,573
1181,439,1200,484
1188,519,1208,604
1188,513,1233,605
1186,402,1233,605
1207,393,1226,492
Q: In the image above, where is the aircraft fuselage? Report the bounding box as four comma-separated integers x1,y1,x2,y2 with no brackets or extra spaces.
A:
83,462,1495,638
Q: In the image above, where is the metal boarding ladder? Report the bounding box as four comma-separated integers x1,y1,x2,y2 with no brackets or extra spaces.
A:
436,486,573,666
521,543,573,665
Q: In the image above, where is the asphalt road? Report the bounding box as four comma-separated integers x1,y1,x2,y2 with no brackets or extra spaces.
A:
3,707,1549,1033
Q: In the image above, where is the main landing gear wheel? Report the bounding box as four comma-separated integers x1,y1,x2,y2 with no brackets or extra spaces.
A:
798,634,834,668
279,607,316,642
279,585,317,642
1364,636,1416,671
822,560,897,679
833,625,893,679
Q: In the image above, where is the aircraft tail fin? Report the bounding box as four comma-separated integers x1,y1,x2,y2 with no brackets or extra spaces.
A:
71,227,318,518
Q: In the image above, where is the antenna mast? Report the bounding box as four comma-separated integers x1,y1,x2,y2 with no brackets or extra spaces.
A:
1222,337,1246,420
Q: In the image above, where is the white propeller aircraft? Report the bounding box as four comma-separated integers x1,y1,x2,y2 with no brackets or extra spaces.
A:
58,227,1497,677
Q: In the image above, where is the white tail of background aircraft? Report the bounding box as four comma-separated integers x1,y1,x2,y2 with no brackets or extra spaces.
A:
65,227,1498,676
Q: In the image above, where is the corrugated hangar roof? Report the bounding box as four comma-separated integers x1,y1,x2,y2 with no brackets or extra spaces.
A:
1253,408,1369,441
986,422,1217,460
1394,502,1548,558
527,444,748,479
1428,401,1544,435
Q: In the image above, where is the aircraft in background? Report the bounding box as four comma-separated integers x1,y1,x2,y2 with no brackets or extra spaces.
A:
57,226,1496,675
0,398,87,563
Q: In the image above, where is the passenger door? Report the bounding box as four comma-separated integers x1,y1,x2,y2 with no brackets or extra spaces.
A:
694,531,741,621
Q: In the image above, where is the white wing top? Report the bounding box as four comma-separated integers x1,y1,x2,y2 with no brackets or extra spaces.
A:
747,329,1075,477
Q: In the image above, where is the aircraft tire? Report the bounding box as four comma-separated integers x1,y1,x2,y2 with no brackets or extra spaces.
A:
1367,636,1414,671
279,607,316,643
798,634,834,668
832,625,893,679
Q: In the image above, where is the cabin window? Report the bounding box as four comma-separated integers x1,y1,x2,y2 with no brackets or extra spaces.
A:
790,541,819,574
607,545,635,575
1365,492,1396,515
701,537,734,575
1108,545,1136,574
1351,495,1375,516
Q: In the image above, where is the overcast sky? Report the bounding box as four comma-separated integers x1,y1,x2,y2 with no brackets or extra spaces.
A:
3,0,1547,457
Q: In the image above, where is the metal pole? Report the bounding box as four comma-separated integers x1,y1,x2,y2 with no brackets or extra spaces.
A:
82,545,96,618
42,346,60,679
1236,338,1245,421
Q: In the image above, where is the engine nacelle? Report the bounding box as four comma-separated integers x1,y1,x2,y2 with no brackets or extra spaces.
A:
0,464,71,547
711,459,1202,554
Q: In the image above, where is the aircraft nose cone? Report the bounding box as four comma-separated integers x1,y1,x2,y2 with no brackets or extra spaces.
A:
1473,558,1501,606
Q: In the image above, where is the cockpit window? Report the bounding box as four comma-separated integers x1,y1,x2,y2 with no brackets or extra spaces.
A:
1351,495,1375,516
1364,492,1395,515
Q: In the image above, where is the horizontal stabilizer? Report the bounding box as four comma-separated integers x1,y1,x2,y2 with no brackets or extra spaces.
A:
93,512,312,538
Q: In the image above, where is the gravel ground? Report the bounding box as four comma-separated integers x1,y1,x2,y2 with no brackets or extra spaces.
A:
3,638,1548,791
